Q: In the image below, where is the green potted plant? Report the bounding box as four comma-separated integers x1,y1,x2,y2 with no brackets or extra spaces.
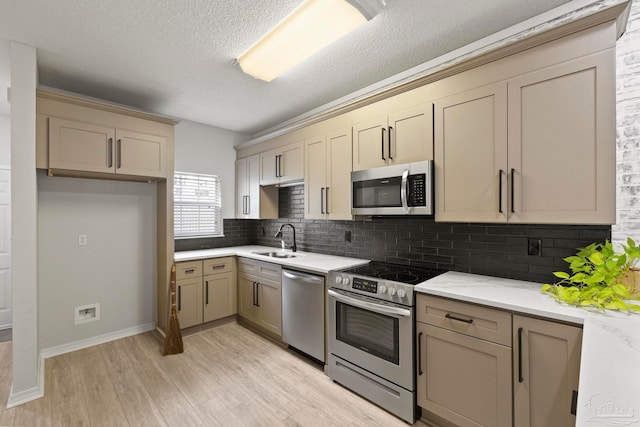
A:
542,237,640,312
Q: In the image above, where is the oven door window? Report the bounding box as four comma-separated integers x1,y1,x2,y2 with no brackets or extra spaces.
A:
335,301,399,365
352,177,402,208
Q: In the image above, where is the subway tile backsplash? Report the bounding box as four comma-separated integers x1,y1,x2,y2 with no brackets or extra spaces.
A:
178,185,611,284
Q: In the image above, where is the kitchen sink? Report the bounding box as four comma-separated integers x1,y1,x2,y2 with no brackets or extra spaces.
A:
253,251,297,259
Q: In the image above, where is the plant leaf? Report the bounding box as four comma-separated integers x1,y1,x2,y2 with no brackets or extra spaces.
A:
541,284,552,293
553,271,570,279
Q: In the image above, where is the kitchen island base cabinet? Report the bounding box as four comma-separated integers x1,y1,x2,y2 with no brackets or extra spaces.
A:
237,258,282,338
513,315,582,427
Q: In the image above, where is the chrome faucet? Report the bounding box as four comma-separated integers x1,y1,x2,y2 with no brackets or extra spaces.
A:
275,223,297,252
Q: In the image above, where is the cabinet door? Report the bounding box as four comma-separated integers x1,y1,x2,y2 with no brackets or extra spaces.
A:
115,129,166,178
417,323,512,427
238,273,259,322
235,158,249,218
279,142,304,184
304,135,327,219
434,82,508,223
327,127,353,220
246,154,261,219
352,116,388,171
176,277,202,329
260,149,280,185
203,272,236,322
49,117,115,173
507,51,615,224
513,315,582,427
257,278,282,337
388,103,433,165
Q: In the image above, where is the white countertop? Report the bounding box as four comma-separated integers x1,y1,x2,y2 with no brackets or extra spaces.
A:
174,245,370,274
416,271,640,426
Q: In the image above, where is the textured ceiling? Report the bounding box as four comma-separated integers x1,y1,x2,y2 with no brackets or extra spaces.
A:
0,0,575,134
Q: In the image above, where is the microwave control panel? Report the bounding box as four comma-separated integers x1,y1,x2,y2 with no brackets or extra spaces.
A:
408,174,426,206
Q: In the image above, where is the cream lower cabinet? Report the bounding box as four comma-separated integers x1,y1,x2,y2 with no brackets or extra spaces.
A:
175,261,204,329
237,257,282,337
304,127,353,220
416,295,512,427
513,315,582,427
352,103,433,171
435,49,615,224
176,257,237,329
48,117,167,178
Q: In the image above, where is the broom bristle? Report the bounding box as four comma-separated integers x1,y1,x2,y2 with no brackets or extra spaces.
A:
163,264,184,356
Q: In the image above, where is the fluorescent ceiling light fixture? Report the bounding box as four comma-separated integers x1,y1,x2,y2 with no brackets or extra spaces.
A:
237,0,385,82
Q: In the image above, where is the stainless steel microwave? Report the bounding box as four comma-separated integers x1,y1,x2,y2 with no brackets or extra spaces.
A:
351,160,433,215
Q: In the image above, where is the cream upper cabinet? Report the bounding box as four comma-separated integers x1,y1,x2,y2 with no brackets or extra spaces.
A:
236,155,277,219
507,51,615,224
48,117,166,178
352,103,433,171
513,315,582,427
434,82,508,223
260,141,304,185
304,128,353,220
436,50,615,224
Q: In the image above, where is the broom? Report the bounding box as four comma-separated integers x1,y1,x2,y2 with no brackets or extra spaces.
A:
163,264,184,355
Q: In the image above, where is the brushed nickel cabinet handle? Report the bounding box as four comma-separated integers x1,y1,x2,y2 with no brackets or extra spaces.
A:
178,286,182,311
418,331,423,376
388,126,393,160
518,327,524,383
320,188,325,214
116,139,122,169
325,187,330,214
107,138,113,168
445,313,473,324
381,128,386,160
511,168,515,213
498,169,504,213
205,280,209,305
184,268,195,274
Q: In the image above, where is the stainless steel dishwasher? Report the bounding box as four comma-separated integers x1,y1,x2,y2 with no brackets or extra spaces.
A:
282,269,325,362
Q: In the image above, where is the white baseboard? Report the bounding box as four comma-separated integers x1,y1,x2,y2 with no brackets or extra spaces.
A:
6,322,156,409
40,322,156,359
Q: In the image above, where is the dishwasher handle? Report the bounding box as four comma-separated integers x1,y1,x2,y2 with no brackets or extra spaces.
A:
283,270,324,285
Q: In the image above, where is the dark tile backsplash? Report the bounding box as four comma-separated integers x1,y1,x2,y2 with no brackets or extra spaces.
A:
178,186,611,283
174,219,259,252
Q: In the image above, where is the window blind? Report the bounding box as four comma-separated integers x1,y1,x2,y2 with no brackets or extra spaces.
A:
174,172,222,237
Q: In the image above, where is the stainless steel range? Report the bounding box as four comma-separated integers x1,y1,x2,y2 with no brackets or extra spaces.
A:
327,262,444,423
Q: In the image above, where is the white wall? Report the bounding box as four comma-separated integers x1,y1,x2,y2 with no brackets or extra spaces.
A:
613,0,640,247
37,174,156,350
174,120,249,219
0,114,9,167
9,41,39,404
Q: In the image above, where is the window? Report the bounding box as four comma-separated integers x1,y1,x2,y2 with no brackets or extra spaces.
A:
174,172,222,238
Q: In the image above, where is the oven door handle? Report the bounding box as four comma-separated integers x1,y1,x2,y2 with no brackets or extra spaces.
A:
328,289,411,317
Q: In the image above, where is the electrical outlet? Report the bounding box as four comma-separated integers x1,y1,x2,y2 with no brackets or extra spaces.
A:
527,239,542,256
78,234,88,246
345,231,352,242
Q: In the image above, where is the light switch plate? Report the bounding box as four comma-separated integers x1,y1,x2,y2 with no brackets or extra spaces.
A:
78,234,88,246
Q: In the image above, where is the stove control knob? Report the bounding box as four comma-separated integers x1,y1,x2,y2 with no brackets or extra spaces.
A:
343,277,350,285
389,287,397,296
379,285,387,294
397,289,407,298
335,276,343,284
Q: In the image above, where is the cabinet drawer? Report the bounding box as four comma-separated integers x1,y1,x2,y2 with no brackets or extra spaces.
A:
238,257,258,275
203,257,235,275
175,260,203,280
256,261,282,282
416,294,512,346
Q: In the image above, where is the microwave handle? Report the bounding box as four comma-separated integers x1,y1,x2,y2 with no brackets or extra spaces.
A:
401,169,410,214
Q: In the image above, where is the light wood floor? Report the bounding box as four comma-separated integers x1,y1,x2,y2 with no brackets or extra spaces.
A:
0,322,429,426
